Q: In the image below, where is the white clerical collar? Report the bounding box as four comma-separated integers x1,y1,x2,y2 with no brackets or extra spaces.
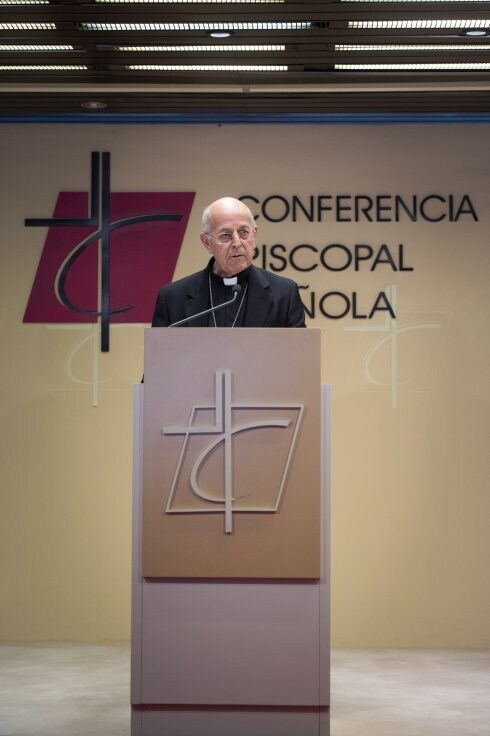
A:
223,277,238,286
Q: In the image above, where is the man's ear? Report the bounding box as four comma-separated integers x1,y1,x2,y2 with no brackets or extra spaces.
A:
200,233,212,254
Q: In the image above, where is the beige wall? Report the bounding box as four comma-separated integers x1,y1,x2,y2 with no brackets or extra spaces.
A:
0,123,489,646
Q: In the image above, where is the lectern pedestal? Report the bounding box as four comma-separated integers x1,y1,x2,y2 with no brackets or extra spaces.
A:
131,328,330,736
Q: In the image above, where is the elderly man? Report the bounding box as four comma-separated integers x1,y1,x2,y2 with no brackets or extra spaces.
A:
152,197,305,328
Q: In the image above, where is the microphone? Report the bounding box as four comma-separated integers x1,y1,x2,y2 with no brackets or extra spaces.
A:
169,283,241,327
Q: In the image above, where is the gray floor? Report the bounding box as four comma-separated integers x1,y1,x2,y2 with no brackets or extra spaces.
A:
0,645,489,736
331,649,490,736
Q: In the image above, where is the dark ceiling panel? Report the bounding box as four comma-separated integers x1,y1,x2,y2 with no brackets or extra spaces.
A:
1,0,490,115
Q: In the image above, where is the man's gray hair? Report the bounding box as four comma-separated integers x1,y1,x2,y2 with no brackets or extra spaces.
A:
201,205,212,234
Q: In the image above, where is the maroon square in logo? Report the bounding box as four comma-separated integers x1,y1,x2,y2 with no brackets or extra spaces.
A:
24,151,195,351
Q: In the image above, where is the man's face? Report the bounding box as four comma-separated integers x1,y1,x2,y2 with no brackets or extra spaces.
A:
201,200,257,278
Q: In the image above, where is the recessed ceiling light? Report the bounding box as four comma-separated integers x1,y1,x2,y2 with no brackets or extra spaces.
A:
116,44,284,52
349,20,490,30
0,22,56,29
0,44,74,51
336,62,490,70
464,30,488,37
0,64,87,70
209,30,233,39
0,0,49,5
342,0,488,3
126,64,288,71
336,43,490,51
81,101,108,109
95,0,284,3
80,21,312,31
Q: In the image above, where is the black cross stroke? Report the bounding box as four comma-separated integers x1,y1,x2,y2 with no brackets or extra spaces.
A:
26,151,182,352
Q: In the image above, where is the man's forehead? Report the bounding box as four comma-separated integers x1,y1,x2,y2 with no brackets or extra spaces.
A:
211,209,253,229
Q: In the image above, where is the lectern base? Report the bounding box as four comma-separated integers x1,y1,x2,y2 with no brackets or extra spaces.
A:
131,705,330,736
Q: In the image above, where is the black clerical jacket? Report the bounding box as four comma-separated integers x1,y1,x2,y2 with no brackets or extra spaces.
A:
151,264,306,328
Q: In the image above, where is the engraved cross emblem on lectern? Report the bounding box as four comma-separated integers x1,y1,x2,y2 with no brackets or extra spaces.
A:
162,370,304,534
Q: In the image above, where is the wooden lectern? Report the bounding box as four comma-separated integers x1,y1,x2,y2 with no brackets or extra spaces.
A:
131,328,330,736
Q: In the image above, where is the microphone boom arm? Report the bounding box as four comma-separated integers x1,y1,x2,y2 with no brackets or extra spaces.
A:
169,286,240,328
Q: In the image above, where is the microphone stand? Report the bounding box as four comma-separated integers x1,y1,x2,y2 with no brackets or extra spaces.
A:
169,284,241,328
